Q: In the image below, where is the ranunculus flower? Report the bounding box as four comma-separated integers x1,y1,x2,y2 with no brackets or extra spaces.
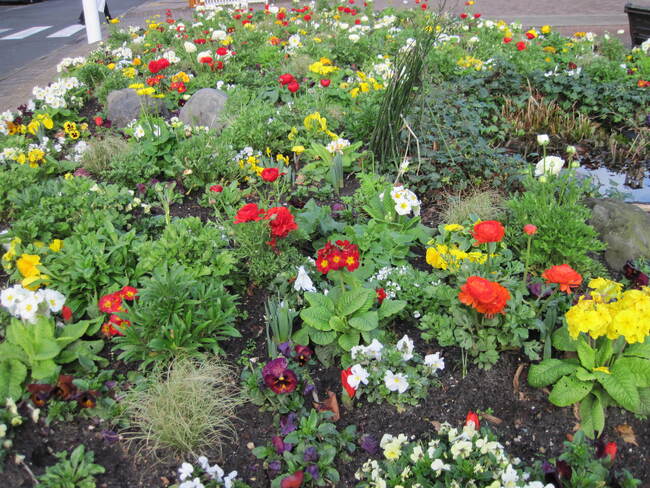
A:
523,224,538,235
261,167,280,182
210,184,223,193
503,37,513,43
542,264,582,294
341,368,357,398
287,81,300,93
281,471,304,488
216,46,228,56
265,207,298,238
320,79,331,87
460,12,468,19
516,41,527,51
465,411,480,429
472,220,505,245
278,73,295,85
234,203,265,224
458,276,511,317
262,358,298,394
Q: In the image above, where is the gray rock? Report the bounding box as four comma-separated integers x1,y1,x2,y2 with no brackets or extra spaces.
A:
106,88,168,128
587,198,650,269
179,88,228,130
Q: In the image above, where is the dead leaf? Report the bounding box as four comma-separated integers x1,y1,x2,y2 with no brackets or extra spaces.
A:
616,424,638,446
160,477,170,487
572,403,580,421
313,390,340,421
566,434,574,442
483,414,503,425
429,420,442,432
513,364,528,400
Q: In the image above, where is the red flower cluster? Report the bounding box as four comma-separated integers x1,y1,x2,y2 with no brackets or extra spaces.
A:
315,240,360,274
148,58,170,74
170,81,186,93
458,276,510,318
233,203,298,245
278,73,300,93
341,368,356,398
542,264,582,294
472,220,505,245
98,286,138,337
146,74,165,86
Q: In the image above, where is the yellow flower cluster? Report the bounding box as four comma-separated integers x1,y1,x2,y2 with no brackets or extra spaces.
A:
63,121,80,140
238,155,264,176
348,71,383,98
309,57,338,75
15,254,49,290
426,243,487,271
2,238,62,272
566,278,650,344
457,56,484,71
122,67,137,78
303,112,338,139
27,114,54,135
171,71,190,83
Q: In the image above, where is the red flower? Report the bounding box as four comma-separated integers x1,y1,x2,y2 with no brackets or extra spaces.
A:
262,358,298,394
210,184,223,193
216,47,228,56
320,79,331,87
460,12,468,19
355,18,361,23
119,286,138,301
61,305,73,322
341,368,356,398
516,41,527,51
474,13,481,18
94,116,104,126
523,224,537,236
596,441,617,462
265,206,298,238
294,345,313,365
199,56,213,65
315,240,360,274
261,167,280,182
287,81,300,93
376,288,387,304
458,276,511,317
276,11,286,20
304,14,311,20
503,37,513,43
148,58,170,74
465,411,480,429
472,220,505,245
542,264,582,294
234,203,265,223
278,73,295,85
98,292,123,314
101,322,124,337
525,32,535,39
281,471,304,488
193,38,206,44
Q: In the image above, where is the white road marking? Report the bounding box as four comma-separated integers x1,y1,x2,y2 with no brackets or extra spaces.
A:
47,24,85,38
0,29,12,35
1,26,51,40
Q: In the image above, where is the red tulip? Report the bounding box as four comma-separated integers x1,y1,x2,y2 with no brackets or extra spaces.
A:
320,79,331,87
465,411,480,429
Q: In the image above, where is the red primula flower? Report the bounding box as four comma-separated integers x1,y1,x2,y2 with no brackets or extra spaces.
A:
465,411,480,429
376,288,387,304
98,292,123,314
101,322,124,337
474,13,481,18
119,286,138,301
265,207,298,238
287,81,300,93
472,220,505,245
542,264,582,294
341,368,356,398
234,203,265,224
458,276,511,318
261,167,280,182
596,441,617,462
148,58,170,74
94,116,104,126
315,240,360,274
503,37,513,43
460,12,468,19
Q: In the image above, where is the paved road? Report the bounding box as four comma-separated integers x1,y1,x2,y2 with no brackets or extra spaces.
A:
0,0,149,79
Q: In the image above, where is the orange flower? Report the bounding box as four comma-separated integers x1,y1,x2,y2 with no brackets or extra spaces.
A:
472,220,505,245
458,276,510,317
542,264,582,293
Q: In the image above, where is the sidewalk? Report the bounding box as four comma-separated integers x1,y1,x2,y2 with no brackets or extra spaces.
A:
1,0,648,113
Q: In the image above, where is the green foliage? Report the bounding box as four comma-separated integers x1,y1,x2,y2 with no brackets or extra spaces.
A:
80,135,131,177
252,409,357,488
441,189,504,225
506,172,606,276
74,63,110,91
38,445,105,488
114,264,240,366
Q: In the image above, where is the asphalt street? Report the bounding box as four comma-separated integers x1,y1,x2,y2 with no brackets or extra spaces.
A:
0,0,149,80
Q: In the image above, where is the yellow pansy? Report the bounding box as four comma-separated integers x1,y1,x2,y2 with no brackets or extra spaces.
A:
16,254,41,278
49,239,63,252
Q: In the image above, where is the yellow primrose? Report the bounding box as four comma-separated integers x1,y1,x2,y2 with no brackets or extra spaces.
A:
28,148,45,163
350,88,360,98
543,46,557,53
360,82,369,93
64,173,74,180
292,145,305,154
313,37,322,43
444,224,464,232
16,153,26,165
109,18,120,23
16,254,41,278
276,154,289,165
304,112,327,132
122,67,137,78
49,239,63,252
541,25,551,34
37,114,54,129
107,63,116,70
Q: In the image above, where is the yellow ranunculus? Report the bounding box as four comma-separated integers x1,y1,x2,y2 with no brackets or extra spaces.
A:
541,25,551,35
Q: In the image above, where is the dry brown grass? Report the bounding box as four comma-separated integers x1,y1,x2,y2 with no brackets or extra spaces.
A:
441,188,505,224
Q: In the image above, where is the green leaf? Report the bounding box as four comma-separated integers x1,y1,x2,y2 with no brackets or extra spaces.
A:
292,327,310,346
338,330,360,351
308,328,337,346
32,338,62,361
575,367,596,382
329,316,347,332
55,320,91,349
548,375,593,407
624,340,650,360
614,357,650,388
596,367,640,412
579,394,605,439
636,388,650,415
337,288,372,317
348,311,378,331
31,359,60,381
576,336,596,370
378,299,407,320
0,360,27,401
304,292,335,313
528,359,579,388
300,307,333,331
595,337,613,365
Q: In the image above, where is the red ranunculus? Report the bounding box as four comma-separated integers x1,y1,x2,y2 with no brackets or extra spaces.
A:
281,471,304,488
287,81,300,93
503,37,513,43
278,73,295,85
516,41,527,51
460,12,468,19
199,56,213,65
341,368,356,398
523,224,537,236
265,206,298,238
61,305,73,322
458,276,511,317
261,167,280,182
216,47,228,56
474,13,481,18
320,79,331,87
542,264,582,294
465,411,480,429
472,220,505,245
94,116,104,126
303,14,311,21
234,203,265,224
210,184,223,193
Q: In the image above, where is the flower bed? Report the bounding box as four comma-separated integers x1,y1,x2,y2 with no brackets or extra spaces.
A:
0,1,649,487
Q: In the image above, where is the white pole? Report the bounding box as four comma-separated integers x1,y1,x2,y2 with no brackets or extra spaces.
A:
82,0,102,44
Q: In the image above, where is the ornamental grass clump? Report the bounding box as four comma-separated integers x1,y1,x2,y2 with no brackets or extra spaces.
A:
121,358,243,458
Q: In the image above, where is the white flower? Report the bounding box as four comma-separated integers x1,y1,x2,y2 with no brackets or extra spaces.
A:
325,138,351,154
641,38,650,54
197,456,209,470
384,370,409,394
179,478,204,488
347,364,370,389
409,445,424,463
534,156,565,177
430,458,451,475
212,29,227,40
424,352,445,371
184,41,197,53
223,471,238,488
536,134,550,146
40,289,65,313
395,335,414,361
133,125,145,139
349,34,360,42
1,286,30,315
178,462,194,481
17,294,42,323
294,266,316,292
501,464,519,488
394,200,412,215
206,463,224,480
450,440,473,459
364,339,384,360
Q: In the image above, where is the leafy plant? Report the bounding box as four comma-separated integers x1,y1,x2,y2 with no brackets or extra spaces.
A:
38,444,105,488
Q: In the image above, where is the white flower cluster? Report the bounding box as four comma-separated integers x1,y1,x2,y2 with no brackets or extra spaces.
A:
390,186,421,216
0,110,16,136
1,285,66,323
56,56,86,73
32,77,83,110
325,137,351,154
285,34,302,53
372,55,394,80
111,46,133,60
534,155,565,177
162,50,180,63
640,38,650,54
374,14,397,30
178,456,237,488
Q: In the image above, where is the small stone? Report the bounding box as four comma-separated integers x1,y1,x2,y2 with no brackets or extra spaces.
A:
247,442,255,450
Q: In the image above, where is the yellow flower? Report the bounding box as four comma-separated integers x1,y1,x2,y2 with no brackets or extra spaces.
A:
313,37,322,43
109,18,120,24
292,145,305,154
16,153,26,165
2,248,16,263
592,366,610,374
128,83,145,89
426,247,448,270
276,154,289,165
64,173,74,180
107,63,116,70
16,254,41,278
136,87,156,96
541,25,551,35
21,275,42,291
304,112,327,132
68,130,80,140
287,127,298,141
543,46,557,53
37,114,54,129
27,120,40,135
28,148,45,163
444,224,464,232
350,88,360,98
148,23,158,30
171,71,190,83
122,67,137,78
133,58,142,66
63,121,76,133
49,239,63,252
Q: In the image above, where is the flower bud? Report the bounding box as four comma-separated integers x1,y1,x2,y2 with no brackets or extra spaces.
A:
566,145,577,155
537,134,550,146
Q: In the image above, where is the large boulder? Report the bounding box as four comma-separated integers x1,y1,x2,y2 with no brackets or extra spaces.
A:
179,88,228,130
587,198,650,269
106,88,168,128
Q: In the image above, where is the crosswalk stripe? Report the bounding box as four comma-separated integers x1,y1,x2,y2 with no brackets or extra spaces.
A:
1,26,51,40
0,28,12,35
47,24,85,38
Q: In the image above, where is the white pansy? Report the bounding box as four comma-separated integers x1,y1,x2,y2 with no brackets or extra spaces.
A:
424,352,445,371
395,335,414,361
179,478,204,488
178,462,194,481
294,266,316,292
536,134,550,146
501,464,519,488
197,456,209,470
347,364,370,389
206,463,224,480
223,470,238,488
450,440,473,459
384,370,409,393
430,458,451,475
133,125,145,139
534,156,565,177
364,339,384,360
